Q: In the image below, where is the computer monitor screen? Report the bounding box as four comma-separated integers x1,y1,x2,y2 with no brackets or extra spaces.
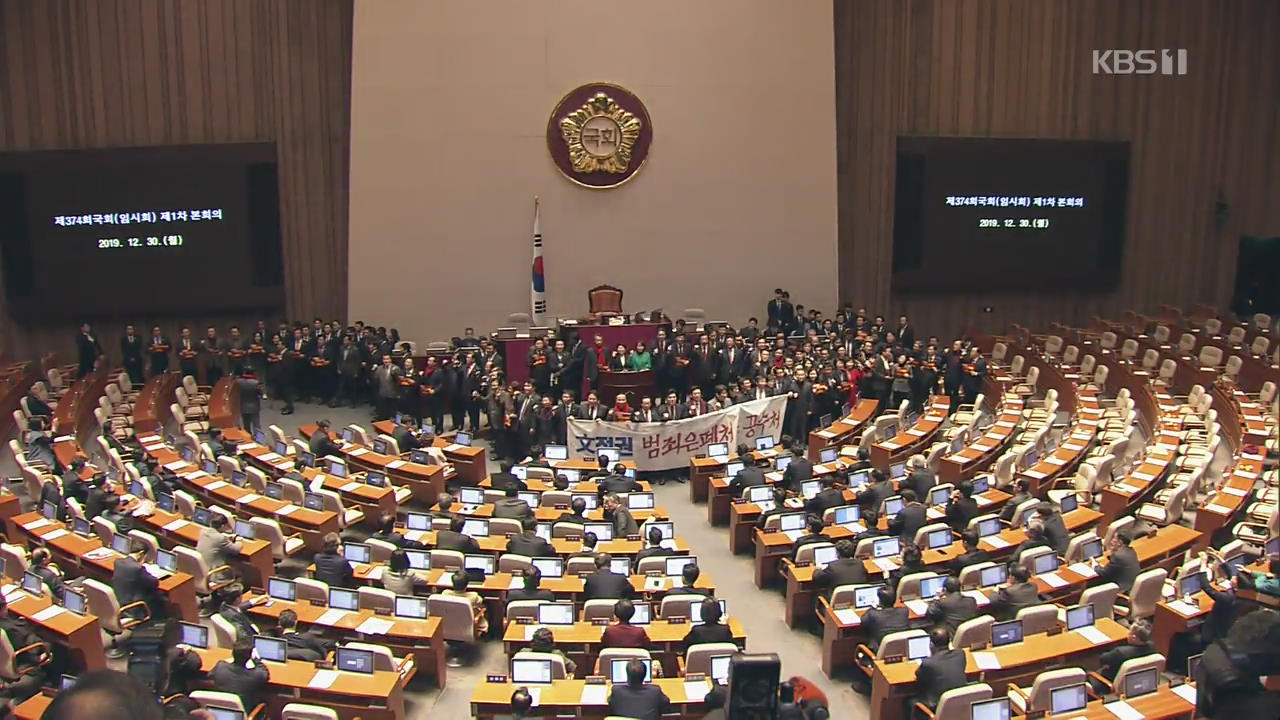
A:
405,550,429,570
41,501,57,520
341,428,354,443
854,584,883,608
755,436,775,451
609,558,631,575
778,513,806,532
849,470,870,489
1179,572,1205,597
631,602,652,625
156,548,178,572
689,599,727,624
268,578,297,601
537,603,574,625
972,476,990,494
834,506,861,524
371,439,389,455
599,448,620,463
253,429,267,445
1059,493,1078,513
819,413,833,427
1123,667,1159,699
328,460,347,478
884,424,898,439
969,697,1011,720
1079,538,1104,561
813,545,839,567
979,564,1007,588
462,519,490,537
365,471,386,487
746,485,773,503
180,446,194,462
646,521,674,540
1050,683,1089,714
873,537,901,558
273,440,288,456
394,596,428,619
299,452,316,468
59,675,77,691
303,493,324,511
254,635,287,663
708,442,729,459
178,621,208,648
72,517,91,535
421,424,434,435
819,448,838,463
518,491,541,508
627,492,655,510
336,647,375,674
231,470,247,487
560,469,581,484
157,493,176,512
1187,653,1203,679
571,492,599,510
725,461,745,477
343,543,371,564
665,556,696,577
776,455,793,472
1267,537,1280,556
583,522,613,541
207,708,245,720
193,507,212,526
235,519,255,539
63,588,86,614
111,535,131,554
544,444,568,461
930,487,951,506
129,479,146,497
264,482,284,500
454,432,472,446
511,658,554,684
991,619,1024,647
926,529,953,550
463,554,495,575
919,575,946,599
201,460,217,476
1023,451,1038,468
977,517,1002,538
531,557,564,578
710,654,731,684
800,480,821,499
882,497,904,517
611,658,652,683
410,450,431,465
328,588,359,611
890,462,906,479
951,437,965,452
907,635,931,661
458,487,485,505
1065,603,1094,630
1032,552,1060,574
405,512,430,531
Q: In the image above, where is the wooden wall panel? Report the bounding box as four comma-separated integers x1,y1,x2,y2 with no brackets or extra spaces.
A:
0,0,352,363
835,0,1280,340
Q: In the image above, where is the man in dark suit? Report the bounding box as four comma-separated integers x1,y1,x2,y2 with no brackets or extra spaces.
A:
988,565,1042,620
514,381,540,461
1092,620,1155,694
507,566,556,603
888,489,927,542
855,469,893,516
507,516,556,557
210,638,269,709
781,442,814,492
607,659,671,720
112,538,163,621
728,453,769,498
599,464,642,495
902,456,936,503
120,324,145,385
861,585,909,653
436,515,481,553
309,419,341,458
948,530,990,575
1000,478,1032,522
656,391,687,422
488,461,526,491
632,526,673,570
492,486,533,520
1092,529,1139,593
312,532,355,588
75,322,103,378
961,346,987,405
1034,502,1071,555
945,480,980,533
670,563,713,598
272,608,332,661
61,458,88,505
925,577,979,635
584,553,634,600
392,419,422,453
147,325,171,376
372,512,427,550
792,515,830,561
914,627,967,714
814,540,867,598
235,369,262,434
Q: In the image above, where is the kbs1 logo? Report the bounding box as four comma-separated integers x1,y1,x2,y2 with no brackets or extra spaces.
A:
1092,49,1187,75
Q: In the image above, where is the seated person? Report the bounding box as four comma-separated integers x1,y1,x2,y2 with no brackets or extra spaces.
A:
948,530,990,576
601,598,651,649
999,478,1032,522
755,486,791,529
28,547,66,600
914,627,966,716
632,525,673,570
1011,523,1049,564
887,489,927,541
1091,620,1155,694
489,461,525,491
0,593,49,703
600,463,642,495
944,480,980,532
608,658,671,720
529,626,577,676
508,566,555,602
432,492,458,523
1091,529,1139,594
270,608,332,661
814,539,866,598
855,469,893,516
728,454,769,498
552,473,571,491
859,585,909,655
584,552,634,600
805,475,847,517
440,568,488,636
681,597,733,652
925,576,978,635
493,485,533,520
436,514,481,553
309,419,341,458
556,497,589,525
671,563,713,597
888,544,926,590
987,564,1042,621
507,515,556,557
1034,501,1070,555
372,512,427,550
792,515,830,561
209,637,269,709
312,532,355,588
382,549,429,596
510,687,534,720
216,583,268,641
569,531,600,561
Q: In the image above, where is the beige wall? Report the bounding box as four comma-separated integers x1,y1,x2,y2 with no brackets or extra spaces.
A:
348,0,837,344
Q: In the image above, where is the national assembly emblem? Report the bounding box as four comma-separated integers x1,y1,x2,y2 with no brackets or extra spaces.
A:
547,83,652,189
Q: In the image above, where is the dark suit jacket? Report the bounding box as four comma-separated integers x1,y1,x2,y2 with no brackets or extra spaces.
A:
792,533,829,561
392,426,420,453
782,457,814,491
507,532,556,557
1098,642,1157,682
600,476,642,495
608,506,640,537
210,660,270,708
236,378,261,414
915,648,968,707
945,497,980,532
926,593,979,634
309,432,340,458
489,472,525,491
681,622,734,653
988,582,1041,621
278,629,331,661
633,546,674,569
608,683,671,720
903,470,936,501
312,551,355,588
856,480,893,514
1041,513,1070,555
948,549,990,575
805,488,846,517
1000,491,1031,522
728,467,767,497
507,587,556,603
492,498,533,520
112,556,161,620
1094,546,1139,593
888,503,927,541
814,558,867,595
436,530,480,553
862,606,909,651
584,569,633,600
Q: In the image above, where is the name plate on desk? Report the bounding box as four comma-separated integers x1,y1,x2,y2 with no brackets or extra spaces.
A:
590,618,609,626
486,674,508,683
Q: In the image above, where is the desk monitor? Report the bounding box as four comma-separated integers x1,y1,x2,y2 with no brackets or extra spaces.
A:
394,595,428,619
819,413,834,427
341,428,355,443
462,519,490,537
41,501,58,520
725,461,746,478
883,424,899,440
231,470,247,488
207,709,245,720
511,465,529,482
303,492,324,511
926,528,953,550
511,657,554,684
410,450,431,465
421,424,434,435
598,448,620,464
972,476,990,494
1065,603,1094,630
518,491,541,508
631,602,652,625
1032,552,1060,574
951,437,965,453
263,482,284,501
336,646,375,674
979,564,1008,588
707,442,729,459
665,556,697,578
991,619,1023,647
1187,652,1203,679
156,548,178,572
969,697,1011,720
1023,450,1039,468
1179,572,1205,598
371,439,389,456
111,534,131,554
268,578,297,602
849,470,870,488
364,471,387,488
930,487,951,507
976,517,1002,538
193,507,212,527
178,621,208,649
610,657,652,683
71,517,91,536
405,550,429,570
854,584,883,609
819,448,838,463
710,654,731,684
463,554,495,576
180,446,194,463
1122,666,1159,699
1059,493,1079,513
919,574,947,600
273,441,288,457
454,431,472,447
755,436,776,451
130,479,147,497
813,545,839,567
904,412,919,427
254,635,287,663
907,635,931,661
571,492,599,510
1079,538,1104,562
328,459,347,478
833,505,861,524
1267,537,1280,557
299,451,316,468
201,460,218,477
458,487,485,506
627,492,655,510
889,462,906,480
342,543,371,564
1049,683,1088,714
531,557,564,578
776,455,794,472
609,558,631,575
689,599,727,625
778,513,806,532
646,521,674,540
746,485,774,504
544,444,568,461
234,519,255,539
560,469,581,484
583,522,613,541
59,674,77,691
253,429,268,445
328,588,359,611
873,537,901,559
624,467,637,480
157,492,176,512
536,602,575,626
406,512,431,531
800,480,821,499
882,496,904,518
62,588,86,614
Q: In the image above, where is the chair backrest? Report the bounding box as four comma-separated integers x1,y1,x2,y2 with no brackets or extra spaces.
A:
1224,355,1243,377
993,454,1017,489
1024,668,1088,712
279,477,307,505
1126,568,1168,619
1178,333,1196,353
541,490,571,508
1009,355,1025,376
1140,349,1159,370
499,553,534,575
191,690,248,715
1252,336,1271,357
366,538,397,565
506,600,544,622
295,577,329,604
595,647,650,675
429,549,463,570
1008,498,1039,526
991,343,1008,364
1099,332,1117,350
588,285,624,315
1044,336,1063,355
428,594,476,642
1062,345,1079,365
208,613,239,649
0,545,27,581
1079,354,1096,376
1113,654,1166,696
513,650,568,680
635,556,668,575
1198,346,1223,368
582,599,618,623
1064,532,1100,564
685,642,739,676
566,556,596,576
952,614,994,650
1119,339,1138,359
489,517,523,538
895,572,936,602
128,530,159,561
1103,517,1134,548
173,546,216,594
659,594,708,619
174,490,199,518
82,578,126,634
933,683,993,720
878,629,927,659
281,703,341,720
1016,603,1060,636
358,586,395,613
182,375,202,398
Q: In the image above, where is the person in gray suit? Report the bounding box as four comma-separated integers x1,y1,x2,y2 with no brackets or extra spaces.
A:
236,369,262,433
197,514,242,584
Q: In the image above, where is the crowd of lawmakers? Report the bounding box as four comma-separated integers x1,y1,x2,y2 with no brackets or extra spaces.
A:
68,288,990,463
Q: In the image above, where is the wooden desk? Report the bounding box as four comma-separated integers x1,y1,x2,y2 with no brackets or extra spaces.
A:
206,375,240,429
437,500,667,525
1063,684,1195,720
0,489,23,539
411,528,692,559
806,398,878,461
1,581,108,672
131,505,275,588
296,424,453,505
334,564,715,603
244,593,446,687
869,397,950,470
938,398,1024,483
470,676,712,720
1152,591,1214,658
431,434,488,486
499,618,746,678
708,455,852,527
10,512,198,621
132,372,179,433
11,693,50,720
192,647,407,720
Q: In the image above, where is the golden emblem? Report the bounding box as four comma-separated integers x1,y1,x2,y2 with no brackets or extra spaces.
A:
558,92,643,175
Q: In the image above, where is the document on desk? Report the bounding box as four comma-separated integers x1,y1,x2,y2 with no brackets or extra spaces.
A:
356,617,395,636
163,461,187,472
316,609,350,626
339,482,360,492
833,608,861,625
365,565,385,582
85,548,115,560
1167,600,1202,616
258,452,282,462
683,679,711,702
1171,683,1197,704
387,460,407,469
31,606,64,622
963,590,990,606
204,480,228,492
972,652,1001,670
277,504,299,516
1103,700,1144,720
42,529,69,541
308,669,339,689
349,447,368,456
1204,503,1233,515
163,519,189,532
1068,562,1097,579
984,536,1011,549
1076,625,1112,645
1046,455,1068,466
444,444,465,454
815,430,836,439
509,576,525,590
904,600,930,616
782,529,805,542
1223,486,1248,497
238,493,262,504
873,558,899,572
579,684,608,705
1039,571,1068,588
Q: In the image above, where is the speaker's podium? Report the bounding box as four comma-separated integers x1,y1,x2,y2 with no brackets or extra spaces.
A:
598,369,655,406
